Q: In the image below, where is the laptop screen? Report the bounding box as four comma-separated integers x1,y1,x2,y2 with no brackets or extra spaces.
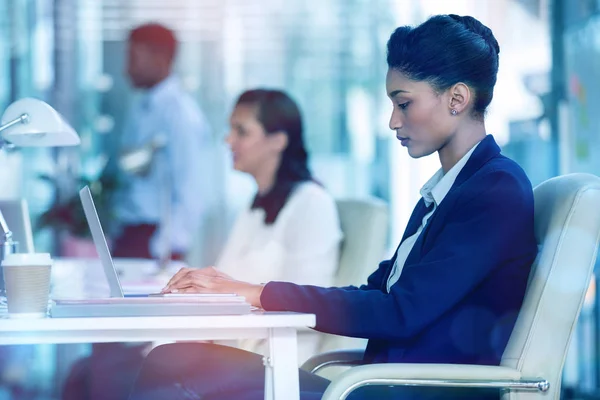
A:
79,186,124,297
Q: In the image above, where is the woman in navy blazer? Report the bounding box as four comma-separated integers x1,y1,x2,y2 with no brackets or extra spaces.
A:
128,14,537,400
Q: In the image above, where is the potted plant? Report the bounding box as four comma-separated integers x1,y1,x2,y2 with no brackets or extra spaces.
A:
37,171,119,257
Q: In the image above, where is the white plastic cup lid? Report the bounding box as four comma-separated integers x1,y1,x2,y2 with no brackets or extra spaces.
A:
1,253,52,267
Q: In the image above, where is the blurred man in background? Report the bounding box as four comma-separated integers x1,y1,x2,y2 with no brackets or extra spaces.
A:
111,22,210,263
63,23,210,400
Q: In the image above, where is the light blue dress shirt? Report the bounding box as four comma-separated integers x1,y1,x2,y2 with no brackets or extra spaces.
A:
113,75,210,258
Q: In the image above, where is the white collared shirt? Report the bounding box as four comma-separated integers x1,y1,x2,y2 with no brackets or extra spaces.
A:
386,141,481,291
217,181,342,286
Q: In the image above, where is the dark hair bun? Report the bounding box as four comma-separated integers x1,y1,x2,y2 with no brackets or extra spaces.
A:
386,14,500,116
448,14,500,56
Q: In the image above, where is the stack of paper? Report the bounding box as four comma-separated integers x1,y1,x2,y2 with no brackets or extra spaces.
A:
50,294,251,318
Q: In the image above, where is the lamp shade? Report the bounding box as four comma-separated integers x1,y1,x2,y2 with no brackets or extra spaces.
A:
1,98,80,147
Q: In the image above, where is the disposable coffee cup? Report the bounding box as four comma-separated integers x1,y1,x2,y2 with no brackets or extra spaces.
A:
1,253,52,318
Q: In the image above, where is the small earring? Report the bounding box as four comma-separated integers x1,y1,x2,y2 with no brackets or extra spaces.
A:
451,109,458,116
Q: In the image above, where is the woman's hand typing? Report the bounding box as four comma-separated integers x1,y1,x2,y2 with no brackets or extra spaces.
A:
161,266,265,308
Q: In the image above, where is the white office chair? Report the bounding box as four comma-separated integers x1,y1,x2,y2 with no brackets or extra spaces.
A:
311,198,388,359
334,198,389,288
302,173,600,400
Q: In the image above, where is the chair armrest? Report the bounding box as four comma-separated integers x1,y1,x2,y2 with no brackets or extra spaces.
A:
301,349,366,374
321,363,549,400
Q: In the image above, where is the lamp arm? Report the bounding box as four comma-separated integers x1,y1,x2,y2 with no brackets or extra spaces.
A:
0,113,29,157
0,114,28,240
0,209,12,242
0,114,29,134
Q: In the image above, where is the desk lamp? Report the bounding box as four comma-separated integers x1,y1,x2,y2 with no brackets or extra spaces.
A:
0,98,80,262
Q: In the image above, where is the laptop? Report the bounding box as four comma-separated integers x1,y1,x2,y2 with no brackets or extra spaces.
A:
49,186,250,317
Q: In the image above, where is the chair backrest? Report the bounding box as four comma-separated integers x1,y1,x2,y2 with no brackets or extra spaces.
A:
501,173,600,399
315,198,389,360
334,198,388,287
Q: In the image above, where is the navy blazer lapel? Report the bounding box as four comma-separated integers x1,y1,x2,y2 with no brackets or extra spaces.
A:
388,135,503,280
454,135,501,187
410,135,502,261
382,198,432,288
399,136,500,246
400,198,429,244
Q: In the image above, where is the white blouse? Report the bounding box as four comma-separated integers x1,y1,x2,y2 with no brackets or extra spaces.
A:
217,181,342,286
216,181,342,360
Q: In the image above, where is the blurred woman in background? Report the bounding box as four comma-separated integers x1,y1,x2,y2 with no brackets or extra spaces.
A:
214,89,342,360
218,89,341,286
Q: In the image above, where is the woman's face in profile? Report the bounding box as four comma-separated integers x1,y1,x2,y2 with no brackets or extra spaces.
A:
226,103,284,176
386,68,458,159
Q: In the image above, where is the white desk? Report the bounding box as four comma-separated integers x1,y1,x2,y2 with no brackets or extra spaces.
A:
0,312,315,400
18,257,316,399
